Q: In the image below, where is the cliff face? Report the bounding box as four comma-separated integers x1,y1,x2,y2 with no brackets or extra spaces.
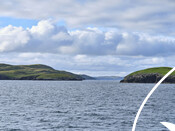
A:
120,73,175,83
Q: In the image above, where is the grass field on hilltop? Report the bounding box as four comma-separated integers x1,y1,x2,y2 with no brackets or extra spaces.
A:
128,67,174,76
0,64,83,80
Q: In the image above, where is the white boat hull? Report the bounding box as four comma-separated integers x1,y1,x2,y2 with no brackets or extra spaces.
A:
161,122,175,131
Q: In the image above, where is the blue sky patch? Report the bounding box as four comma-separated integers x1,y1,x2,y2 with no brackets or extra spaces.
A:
0,17,38,28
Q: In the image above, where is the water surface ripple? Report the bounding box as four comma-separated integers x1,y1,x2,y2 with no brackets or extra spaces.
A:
0,80,174,130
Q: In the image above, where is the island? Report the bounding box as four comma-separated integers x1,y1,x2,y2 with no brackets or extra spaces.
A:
0,63,84,80
120,67,175,83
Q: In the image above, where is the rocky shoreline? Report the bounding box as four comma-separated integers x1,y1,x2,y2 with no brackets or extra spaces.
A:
120,73,175,83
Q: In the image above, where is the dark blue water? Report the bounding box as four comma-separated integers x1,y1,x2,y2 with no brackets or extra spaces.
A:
0,80,174,131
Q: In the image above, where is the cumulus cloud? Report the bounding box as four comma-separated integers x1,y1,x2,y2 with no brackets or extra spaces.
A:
0,25,30,52
29,20,56,37
1,19,175,57
66,28,121,55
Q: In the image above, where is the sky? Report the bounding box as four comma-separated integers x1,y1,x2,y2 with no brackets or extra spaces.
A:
0,0,175,76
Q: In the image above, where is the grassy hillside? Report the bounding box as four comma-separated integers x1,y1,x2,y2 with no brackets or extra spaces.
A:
80,74,95,80
128,67,173,76
0,64,83,80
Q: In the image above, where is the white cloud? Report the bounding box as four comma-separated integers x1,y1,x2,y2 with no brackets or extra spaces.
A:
116,32,175,56
0,25,30,52
59,45,77,54
135,57,165,65
1,20,175,57
29,20,55,37
68,28,121,55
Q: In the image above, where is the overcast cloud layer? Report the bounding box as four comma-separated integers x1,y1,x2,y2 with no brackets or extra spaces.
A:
0,0,175,76
0,0,175,34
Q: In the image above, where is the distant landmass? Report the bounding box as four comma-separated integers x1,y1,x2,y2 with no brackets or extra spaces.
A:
0,64,83,81
120,67,175,83
80,75,96,80
0,63,124,81
95,76,123,80
80,75,123,80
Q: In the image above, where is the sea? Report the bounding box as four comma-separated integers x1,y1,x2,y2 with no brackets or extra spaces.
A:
0,80,174,131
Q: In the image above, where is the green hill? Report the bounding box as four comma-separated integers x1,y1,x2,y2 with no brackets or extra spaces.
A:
0,64,83,80
129,67,173,76
120,67,175,83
